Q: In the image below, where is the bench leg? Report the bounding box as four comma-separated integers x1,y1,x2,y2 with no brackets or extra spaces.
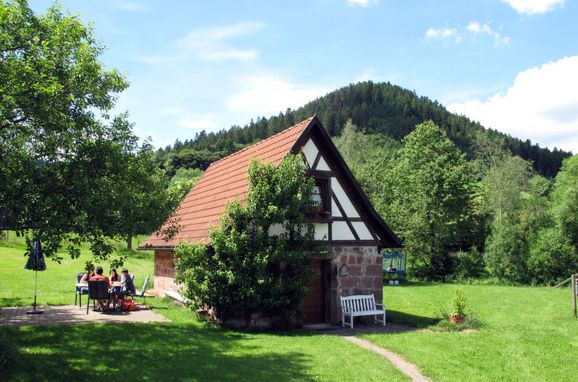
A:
342,312,345,328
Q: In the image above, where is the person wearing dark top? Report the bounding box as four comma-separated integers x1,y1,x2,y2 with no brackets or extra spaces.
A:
121,268,136,296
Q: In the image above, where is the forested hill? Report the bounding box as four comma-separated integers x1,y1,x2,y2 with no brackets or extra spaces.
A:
156,81,571,177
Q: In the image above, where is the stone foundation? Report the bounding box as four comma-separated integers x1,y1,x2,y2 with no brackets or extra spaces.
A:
325,246,383,324
154,250,178,292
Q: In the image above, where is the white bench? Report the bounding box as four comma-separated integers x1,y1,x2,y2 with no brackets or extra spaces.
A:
340,294,386,328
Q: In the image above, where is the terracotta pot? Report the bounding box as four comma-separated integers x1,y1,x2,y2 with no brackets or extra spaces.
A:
449,313,466,324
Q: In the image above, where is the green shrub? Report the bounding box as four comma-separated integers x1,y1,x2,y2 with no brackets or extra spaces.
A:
174,155,320,327
528,227,578,284
454,247,485,280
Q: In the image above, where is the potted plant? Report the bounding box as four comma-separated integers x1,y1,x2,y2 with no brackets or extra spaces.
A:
449,289,467,324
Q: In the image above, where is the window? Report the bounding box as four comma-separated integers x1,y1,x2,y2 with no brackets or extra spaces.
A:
311,178,330,217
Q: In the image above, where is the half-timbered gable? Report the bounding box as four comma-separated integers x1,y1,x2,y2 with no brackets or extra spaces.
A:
141,116,401,324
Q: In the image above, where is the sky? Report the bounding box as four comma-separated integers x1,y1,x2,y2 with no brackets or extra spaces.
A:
30,0,578,153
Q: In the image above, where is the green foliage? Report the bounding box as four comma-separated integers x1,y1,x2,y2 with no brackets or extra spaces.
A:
528,227,578,284
168,167,203,201
175,155,319,326
550,155,578,248
454,247,485,280
484,217,529,283
0,1,175,259
379,121,475,279
451,289,467,317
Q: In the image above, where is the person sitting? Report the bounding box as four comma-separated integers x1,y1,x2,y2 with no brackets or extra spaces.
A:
108,268,122,310
89,266,110,311
120,268,136,298
109,268,121,283
78,264,95,294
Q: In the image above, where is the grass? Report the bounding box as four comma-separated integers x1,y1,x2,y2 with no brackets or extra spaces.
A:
0,241,408,381
0,239,154,307
363,282,578,381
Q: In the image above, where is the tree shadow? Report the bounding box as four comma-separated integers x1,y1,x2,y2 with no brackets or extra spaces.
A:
3,323,314,381
387,310,440,328
0,297,27,308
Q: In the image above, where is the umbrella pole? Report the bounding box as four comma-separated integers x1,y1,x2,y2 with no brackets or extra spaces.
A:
27,269,43,315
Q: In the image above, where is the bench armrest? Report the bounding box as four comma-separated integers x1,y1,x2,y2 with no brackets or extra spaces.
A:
341,306,352,313
375,303,386,309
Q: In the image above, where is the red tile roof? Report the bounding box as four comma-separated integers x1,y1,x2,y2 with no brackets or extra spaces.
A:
141,117,314,248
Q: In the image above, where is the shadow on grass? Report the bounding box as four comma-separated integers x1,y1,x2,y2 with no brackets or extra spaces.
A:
0,297,27,308
3,323,314,381
387,310,440,328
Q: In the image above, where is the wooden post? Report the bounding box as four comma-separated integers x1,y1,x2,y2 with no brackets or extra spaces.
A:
572,275,578,317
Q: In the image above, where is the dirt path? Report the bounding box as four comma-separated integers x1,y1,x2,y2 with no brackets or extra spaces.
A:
342,336,431,382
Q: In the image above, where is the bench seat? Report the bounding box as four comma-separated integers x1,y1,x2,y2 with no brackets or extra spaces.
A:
340,294,386,329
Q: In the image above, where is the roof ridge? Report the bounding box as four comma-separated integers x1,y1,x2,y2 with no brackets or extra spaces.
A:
206,116,314,168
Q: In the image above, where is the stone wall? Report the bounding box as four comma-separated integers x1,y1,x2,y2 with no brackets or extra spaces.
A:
154,250,178,292
325,246,383,324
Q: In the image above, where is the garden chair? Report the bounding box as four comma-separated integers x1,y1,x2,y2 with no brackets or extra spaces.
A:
74,272,89,307
130,276,150,309
87,280,110,314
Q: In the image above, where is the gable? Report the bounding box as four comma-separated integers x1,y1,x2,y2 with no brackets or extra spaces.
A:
140,116,401,250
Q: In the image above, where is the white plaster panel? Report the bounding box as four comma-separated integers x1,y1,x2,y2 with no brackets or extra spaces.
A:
301,139,318,168
314,223,329,240
331,198,342,217
331,177,360,217
332,221,356,240
351,221,373,240
268,223,287,237
316,156,331,171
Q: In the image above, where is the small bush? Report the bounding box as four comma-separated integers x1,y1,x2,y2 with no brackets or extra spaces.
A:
454,247,485,280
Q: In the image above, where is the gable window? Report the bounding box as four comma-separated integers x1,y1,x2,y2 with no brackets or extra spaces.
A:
311,178,330,217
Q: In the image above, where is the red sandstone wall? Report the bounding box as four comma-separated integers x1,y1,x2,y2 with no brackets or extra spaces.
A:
326,246,383,324
154,250,178,292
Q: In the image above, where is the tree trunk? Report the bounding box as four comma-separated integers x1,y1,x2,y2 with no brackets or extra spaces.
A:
127,235,132,251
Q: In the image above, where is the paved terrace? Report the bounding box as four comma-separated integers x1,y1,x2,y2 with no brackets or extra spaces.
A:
0,305,169,326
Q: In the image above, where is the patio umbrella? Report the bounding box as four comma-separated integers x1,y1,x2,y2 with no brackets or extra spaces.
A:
24,238,46,314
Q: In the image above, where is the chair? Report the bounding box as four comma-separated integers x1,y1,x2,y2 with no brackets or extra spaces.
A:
75,273,88,307
130,276,150,309
87,280,110,314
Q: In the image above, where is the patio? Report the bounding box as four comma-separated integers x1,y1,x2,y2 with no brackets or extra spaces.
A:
0,304,169,326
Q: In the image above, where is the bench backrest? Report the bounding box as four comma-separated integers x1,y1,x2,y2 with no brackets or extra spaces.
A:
340,294,376,312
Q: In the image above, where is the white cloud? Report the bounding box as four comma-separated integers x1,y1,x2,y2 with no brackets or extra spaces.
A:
177,117,219,131
347,0,378,7
227,74,330,116
467,22,510,44
177,22,265,62
425,27,461,43
502,0,565,15
448,56,578,153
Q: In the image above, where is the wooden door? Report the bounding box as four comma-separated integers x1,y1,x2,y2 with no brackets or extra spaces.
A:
302,259,326,324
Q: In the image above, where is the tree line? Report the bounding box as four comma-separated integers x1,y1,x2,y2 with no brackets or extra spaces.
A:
334,120,578,284
156,81,571,178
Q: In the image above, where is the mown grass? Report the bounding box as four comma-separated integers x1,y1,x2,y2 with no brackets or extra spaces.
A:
0,241,408,381
364,282,578,381
0,240,154,307
0,298,409,381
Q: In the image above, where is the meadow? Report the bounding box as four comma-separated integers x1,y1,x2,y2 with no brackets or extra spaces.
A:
1,239,577,381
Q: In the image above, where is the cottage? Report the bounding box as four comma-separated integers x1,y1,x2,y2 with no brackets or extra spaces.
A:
140,116,401,324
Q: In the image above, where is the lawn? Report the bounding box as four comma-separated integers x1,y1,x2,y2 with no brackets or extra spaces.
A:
0,238,154,307
0,241,408,381
364,282,578,381
3,238,578,381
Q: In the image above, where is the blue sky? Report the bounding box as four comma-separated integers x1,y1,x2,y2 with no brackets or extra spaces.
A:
30,0,578,152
